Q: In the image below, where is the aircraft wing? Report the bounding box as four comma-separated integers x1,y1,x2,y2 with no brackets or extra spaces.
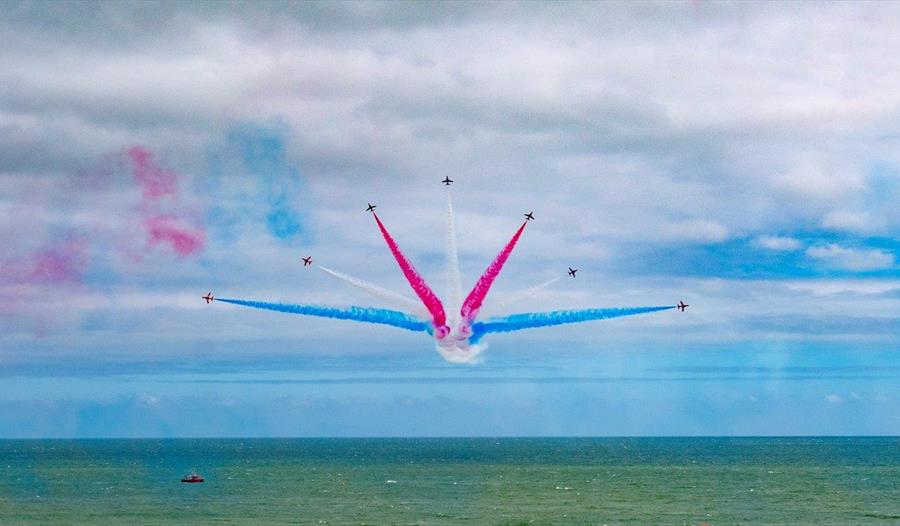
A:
469,305,674,343
216,298,431,333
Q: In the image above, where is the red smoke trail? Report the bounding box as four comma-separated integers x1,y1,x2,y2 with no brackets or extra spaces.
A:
127,146,178,199
0,234,89,288
0,234,89,320
144,216,205,256
372,212,447,331
124,146,204,256
460,221,527,322
25,235,89,284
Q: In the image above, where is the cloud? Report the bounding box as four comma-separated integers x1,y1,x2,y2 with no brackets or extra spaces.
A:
137,393,160,406
825,394,842,404
206,124,307,241
2,2,900,375
0,232,89,322
18,234,90,285
784,279,900,296
822,210,883,234
774,154,865,202
658,219,729,243
754,235,802,251
0,144,209,335
806,244,896,271
739,314,900,336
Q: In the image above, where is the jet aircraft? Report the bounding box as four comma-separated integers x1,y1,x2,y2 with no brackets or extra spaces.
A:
366,203,377,212
677,301,689,312
302,256,312,266
524,211,535,221
203,292,214,304
442,177,453,186
568,267,578,278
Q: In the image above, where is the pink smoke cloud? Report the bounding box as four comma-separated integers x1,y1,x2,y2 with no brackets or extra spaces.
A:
0,234,89,320
0,234,88,288
145,215,205,256
25,235,90,284
1,146,206,336
124,146,205,257
127,146,178,199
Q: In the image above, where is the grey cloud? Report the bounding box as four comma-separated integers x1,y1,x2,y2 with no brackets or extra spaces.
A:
3,2,868,46
2,1,484,44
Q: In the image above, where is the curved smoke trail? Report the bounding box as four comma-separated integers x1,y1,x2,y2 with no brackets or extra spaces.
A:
469,305,675,343
372,213,447,328
483,276,562,316
216,298,431,332
445,193,463,326
460,221,527,323
317,265,428,318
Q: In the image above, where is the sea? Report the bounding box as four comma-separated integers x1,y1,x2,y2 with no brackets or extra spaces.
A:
0,437,897,525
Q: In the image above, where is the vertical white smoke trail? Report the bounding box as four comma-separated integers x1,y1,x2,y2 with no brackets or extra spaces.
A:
317,265,428,318
445,192,463,326
481,276,562,317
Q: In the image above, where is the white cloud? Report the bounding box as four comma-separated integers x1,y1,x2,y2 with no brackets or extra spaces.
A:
658,219,729,243
806,244,896,271
822,210,883,234
784,279,900,296
825,394,842,404
774,154,864,202
138,393,160,406
754,235,802,251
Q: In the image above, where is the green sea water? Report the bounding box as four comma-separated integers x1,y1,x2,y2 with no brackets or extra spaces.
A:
0,437,897,525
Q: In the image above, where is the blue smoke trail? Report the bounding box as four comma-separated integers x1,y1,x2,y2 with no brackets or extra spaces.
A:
469,306,675,343
226,124,304,240
217,298,431,333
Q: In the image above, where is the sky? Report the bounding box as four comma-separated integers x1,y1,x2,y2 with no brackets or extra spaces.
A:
0,1,897,438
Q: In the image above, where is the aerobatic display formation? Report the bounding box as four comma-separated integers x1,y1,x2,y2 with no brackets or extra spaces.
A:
206,180,684,363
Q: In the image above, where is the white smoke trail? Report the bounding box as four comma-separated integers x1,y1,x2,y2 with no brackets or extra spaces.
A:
481,276,562,317
317,265,428,318
445,192,463,326
435,341,487,364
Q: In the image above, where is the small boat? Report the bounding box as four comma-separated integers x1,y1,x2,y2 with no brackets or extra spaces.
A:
181,471,204,483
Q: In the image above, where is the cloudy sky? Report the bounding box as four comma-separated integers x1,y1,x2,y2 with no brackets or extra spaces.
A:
1,1,897,437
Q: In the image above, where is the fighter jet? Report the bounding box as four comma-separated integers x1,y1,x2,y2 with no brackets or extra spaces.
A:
568,267,578,278
524,211,535,221
366,203,377,212
442,177,453,186
677,301,689,312
302,256,312,267
203,292,214,304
